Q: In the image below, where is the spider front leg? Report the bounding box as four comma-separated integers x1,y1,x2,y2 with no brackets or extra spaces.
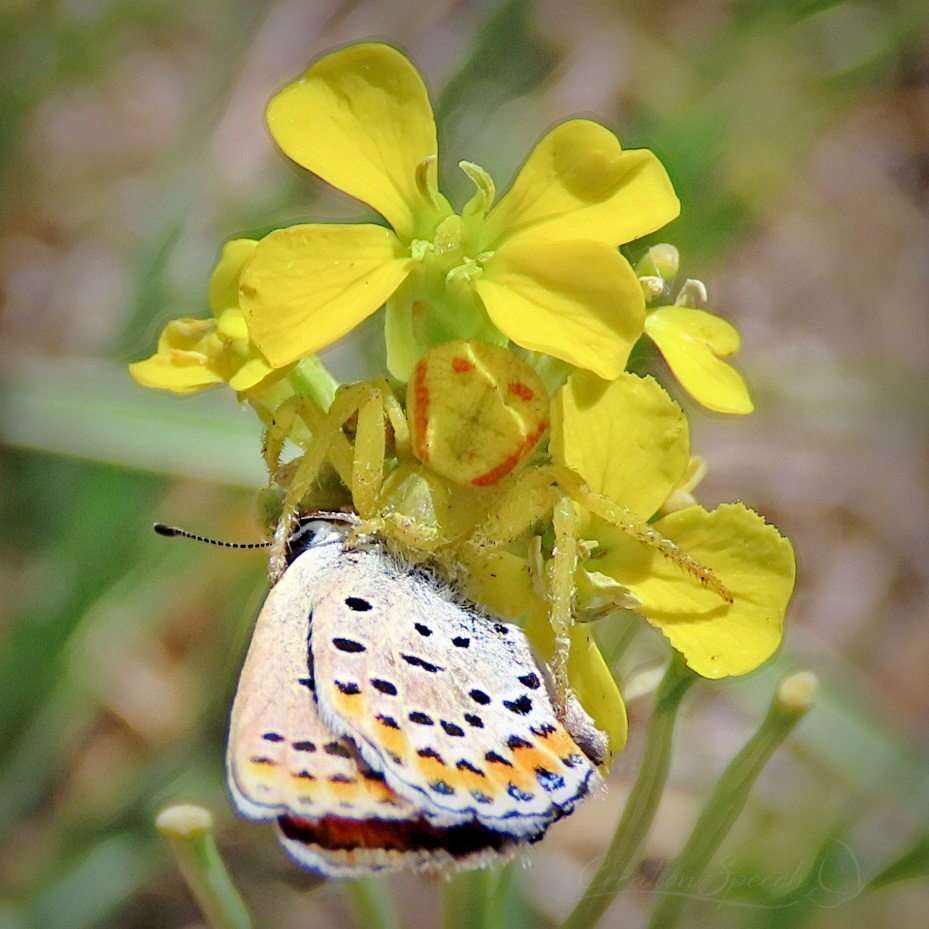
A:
554,466,732,603
548,494,579,707
266,382,396,580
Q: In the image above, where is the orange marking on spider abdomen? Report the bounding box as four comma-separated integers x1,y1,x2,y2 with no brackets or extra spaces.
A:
470,420,548,486
452,357,475,373
507,381,534,402
411,359,431,463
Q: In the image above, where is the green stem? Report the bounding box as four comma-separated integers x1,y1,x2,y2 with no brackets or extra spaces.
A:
289,354,341,409
442,867,507,929
647,670,818,929
155,804,253,929
343,877,402,929
559,655,697,929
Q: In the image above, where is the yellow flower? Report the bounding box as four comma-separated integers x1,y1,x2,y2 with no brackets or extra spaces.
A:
239,42,680,381
645,306,754,414
129,239,339,428
552,371,794,678
637,244,753,414
130,239,280,394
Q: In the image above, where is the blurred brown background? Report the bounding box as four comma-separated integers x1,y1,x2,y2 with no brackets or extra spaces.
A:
1,0,928,926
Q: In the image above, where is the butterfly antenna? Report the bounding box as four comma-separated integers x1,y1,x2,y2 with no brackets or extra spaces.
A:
153,523,271,550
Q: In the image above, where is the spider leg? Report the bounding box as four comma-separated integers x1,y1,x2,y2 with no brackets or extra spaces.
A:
554,465,732,604
548,494,578,708
350,386,385,518
465,466,561,551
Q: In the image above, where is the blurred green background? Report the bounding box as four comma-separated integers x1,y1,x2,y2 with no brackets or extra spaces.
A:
2,0,929,926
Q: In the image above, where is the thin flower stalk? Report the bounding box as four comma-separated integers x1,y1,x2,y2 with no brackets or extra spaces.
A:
559,657,697,929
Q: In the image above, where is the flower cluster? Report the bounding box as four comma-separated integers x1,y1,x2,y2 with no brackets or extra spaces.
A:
131,42,794,755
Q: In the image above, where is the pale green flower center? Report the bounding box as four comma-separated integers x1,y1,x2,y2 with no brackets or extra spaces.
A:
410,159,498,283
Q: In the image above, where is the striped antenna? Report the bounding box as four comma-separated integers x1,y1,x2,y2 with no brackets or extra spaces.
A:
153,523,271,550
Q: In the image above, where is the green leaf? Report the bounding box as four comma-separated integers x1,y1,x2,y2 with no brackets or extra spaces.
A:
868,837,929,892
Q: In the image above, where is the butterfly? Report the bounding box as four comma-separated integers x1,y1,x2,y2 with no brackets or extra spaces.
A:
226,515,604,878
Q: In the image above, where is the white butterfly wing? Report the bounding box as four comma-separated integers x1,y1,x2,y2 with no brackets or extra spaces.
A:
310,550,601,839
227,538,524,876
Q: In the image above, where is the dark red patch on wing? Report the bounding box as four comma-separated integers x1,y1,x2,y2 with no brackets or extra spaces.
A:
279,813,521,858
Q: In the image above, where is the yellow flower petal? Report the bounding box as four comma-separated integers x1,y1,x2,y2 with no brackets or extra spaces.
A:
208,239,257,314
266,43,441,240
239,224,414,368
227,355,277,392
215,307,250,342
552,372,690,517
128,354,223,393
475,238,644,379
597,503,795,678
482,119,679,249
645,306,754,414
129,319,224,393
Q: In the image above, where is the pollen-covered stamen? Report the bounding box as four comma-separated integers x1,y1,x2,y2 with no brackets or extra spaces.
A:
410,239,434,262
445,257,483,285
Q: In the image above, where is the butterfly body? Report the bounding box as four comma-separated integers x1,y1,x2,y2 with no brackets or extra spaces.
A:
228,519,601,877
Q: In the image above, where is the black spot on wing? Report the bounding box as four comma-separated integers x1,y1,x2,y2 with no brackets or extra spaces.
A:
464,713,484,728
456,760,486,777
401,654,443,673
414,622,432,636
345,597,372,611
371,678,397,696
441,721,465,737
417,747,445,764
409,711,434,725
335,681,361,696
324,742,352,758
262,732,284,742
293,741,316,752
430,780,455,795
332,637,366,653
507,735,533,750
504,695,533,715
469,689,491,705
377,715,400,729
518,672,541,690
485,751,513,767
452,636,470,648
